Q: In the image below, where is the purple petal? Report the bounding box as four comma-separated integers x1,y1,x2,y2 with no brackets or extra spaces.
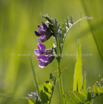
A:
35,31,41,36
36,55,48,62
45,49,53,54
34,49,40,56
39,62,44,68
38,26,44,33
38,25,42,28
48,56,54,63
42,22,47,30
37,43,46,52
39,61,48,68
38,35,47,43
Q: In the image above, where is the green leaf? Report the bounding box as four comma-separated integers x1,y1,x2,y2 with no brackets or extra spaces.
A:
44,81,53,94
64,21,66,33
55,18,58,28
65,85,103,104
87,89,92,102
85,101,92,104
80,89,88,99
63,95,73,104
93,85,100,96
49,73,56,85
40,90,50,104
68,91,79,104
99,86,103,93
70,15,73,24
57,23,61,31
28,98,41,104
28,99,35,104
73,38,82,92
39,74,56,104
42,14,54,24
74,91,85,103
62,26,64,40
67,17,69,28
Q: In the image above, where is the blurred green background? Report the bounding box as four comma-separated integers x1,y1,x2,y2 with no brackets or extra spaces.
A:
0,0,103,104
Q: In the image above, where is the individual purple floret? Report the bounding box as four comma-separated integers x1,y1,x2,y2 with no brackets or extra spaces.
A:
34,43,46,56
34,43,52,56
37,55,54,68
34,43,54,68
35,22,52,43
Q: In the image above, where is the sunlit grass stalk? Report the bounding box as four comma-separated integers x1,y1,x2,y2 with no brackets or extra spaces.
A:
30,56,39,96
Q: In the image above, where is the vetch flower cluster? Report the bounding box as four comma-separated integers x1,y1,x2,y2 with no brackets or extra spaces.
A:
34,22,54,68
34,21,55,68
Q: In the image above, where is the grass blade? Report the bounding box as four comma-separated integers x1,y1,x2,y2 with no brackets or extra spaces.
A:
80,0,103,61
73,38,82,92
30,56,39,96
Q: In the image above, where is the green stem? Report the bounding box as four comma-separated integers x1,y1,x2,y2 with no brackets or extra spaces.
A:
57,58,65,104
30,56,39,96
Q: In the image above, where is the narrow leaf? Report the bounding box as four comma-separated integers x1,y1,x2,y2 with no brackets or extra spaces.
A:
40,90,49,104
100,86,103,93
55,18,58,28
28,98,41,104
67,17,69,28
74,91,85,103
93,85,100,96
73,38,82,92
64,21,66,33
68,91,79,104
70,15,73,24
42,14,54,24
63,95,73,104
87,89,92,101
80,89,88,99
49,73,56,85
28,99,35,104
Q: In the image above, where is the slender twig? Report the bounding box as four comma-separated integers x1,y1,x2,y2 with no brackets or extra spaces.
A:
62,16,93,52
85,93,103,103
0,94,28,99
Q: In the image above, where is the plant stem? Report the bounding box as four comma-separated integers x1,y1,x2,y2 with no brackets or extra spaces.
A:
30,56,39,96
57,58,65,104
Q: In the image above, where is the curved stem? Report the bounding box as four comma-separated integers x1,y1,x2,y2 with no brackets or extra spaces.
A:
57,58,65,104
62,16,93,52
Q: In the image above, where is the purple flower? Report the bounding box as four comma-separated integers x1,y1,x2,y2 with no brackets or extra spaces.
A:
37,55,54,68
34,43,54,68
35,22,52,43
34,43,52,56
34,43,46,55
